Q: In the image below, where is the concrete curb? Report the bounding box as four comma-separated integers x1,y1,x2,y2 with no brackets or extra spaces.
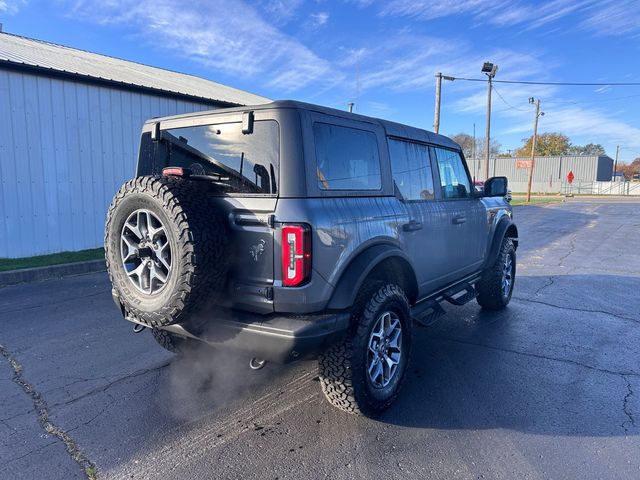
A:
0,259,106,287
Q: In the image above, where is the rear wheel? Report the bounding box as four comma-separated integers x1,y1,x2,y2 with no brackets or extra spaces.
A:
318,283,412,415
476,237,516,310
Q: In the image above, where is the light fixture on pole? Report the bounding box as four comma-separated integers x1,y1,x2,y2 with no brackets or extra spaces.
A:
481,62,498,180
433,73,455,134
525,97,544,203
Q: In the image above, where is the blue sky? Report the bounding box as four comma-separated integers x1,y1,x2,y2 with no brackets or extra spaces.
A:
2,0,640,162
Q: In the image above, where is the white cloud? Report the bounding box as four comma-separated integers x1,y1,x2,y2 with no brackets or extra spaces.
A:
0,0,26,13
580,0,640,37
257,0,303,26
309,11,329,28
504,105,640,151
69,0,336,92
349,36,552,95
377,0,640,37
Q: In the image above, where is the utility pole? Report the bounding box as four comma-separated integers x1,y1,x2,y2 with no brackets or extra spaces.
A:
613,145,619,180
481,62,498,180
472,123,476,182
433,73,442,133
526,98,544,202
432,73,454,134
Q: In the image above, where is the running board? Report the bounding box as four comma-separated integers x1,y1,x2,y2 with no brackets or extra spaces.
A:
443,282,477,306
411,300,446,327
410,273,482,327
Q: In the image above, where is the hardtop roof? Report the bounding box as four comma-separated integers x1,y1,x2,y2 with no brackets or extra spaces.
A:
148,100,460,150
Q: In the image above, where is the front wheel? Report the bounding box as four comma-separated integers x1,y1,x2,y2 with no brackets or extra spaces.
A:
476,237,516,310
318,283,412,415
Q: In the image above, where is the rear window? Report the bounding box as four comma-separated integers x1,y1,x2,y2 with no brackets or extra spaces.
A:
159,120,279,195
313,123,381,190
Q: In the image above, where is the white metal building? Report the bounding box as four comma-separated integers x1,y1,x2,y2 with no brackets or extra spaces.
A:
466,155,614,193
0,32,269,258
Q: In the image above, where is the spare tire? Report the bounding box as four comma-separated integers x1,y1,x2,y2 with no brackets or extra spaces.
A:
105,175,229,327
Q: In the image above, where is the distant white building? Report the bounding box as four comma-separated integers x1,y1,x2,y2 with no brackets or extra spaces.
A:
466,155,615,194
0,32,269,258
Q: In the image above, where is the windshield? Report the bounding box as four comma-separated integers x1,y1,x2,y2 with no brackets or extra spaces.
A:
159,120,279,194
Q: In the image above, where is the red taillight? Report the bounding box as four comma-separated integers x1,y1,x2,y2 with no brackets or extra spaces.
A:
162,167,185,177
281,225,311,287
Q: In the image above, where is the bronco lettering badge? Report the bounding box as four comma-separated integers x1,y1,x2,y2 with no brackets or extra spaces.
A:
250,239,266,262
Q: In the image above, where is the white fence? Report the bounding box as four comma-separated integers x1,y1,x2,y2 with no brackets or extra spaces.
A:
559,181,640,196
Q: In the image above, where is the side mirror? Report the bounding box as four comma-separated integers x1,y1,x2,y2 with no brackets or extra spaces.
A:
484,176,508,197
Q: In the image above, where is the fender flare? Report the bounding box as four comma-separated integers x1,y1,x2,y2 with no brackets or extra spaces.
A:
484,218,518,269
326,244,418,310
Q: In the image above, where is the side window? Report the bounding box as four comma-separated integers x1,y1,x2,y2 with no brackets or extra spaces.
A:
388,139,435,200
314,123,381,190
434,147,471,199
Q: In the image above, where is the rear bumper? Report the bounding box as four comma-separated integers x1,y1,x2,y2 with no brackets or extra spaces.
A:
133,305,350,364
165,310,350,363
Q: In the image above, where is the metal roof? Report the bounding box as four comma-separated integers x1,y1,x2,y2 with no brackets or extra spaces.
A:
0,32,270,106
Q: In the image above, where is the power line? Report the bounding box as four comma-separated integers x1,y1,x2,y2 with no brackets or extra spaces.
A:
491,85,529,112
450,77,640,86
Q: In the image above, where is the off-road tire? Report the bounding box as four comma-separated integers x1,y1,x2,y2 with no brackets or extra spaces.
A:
151,328,192,354
318,283,412,416
476,237,516,310
105,175,229,327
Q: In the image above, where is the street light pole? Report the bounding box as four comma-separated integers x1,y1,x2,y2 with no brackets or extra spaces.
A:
481,62,498,180
526,98,544,203
484,76,492,180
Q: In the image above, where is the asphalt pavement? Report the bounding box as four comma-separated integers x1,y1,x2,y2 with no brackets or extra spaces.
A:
1,198,639,479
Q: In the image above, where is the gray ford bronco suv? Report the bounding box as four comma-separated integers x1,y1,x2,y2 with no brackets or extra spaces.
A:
105,100,518,415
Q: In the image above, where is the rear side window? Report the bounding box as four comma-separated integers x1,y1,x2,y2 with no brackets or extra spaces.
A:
314,123,381,190
389,139,435,200
433,147,471,199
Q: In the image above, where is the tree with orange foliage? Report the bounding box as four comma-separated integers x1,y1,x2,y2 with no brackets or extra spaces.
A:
616,158,640,179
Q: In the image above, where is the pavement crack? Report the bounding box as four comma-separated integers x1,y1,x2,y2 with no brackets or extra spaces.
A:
622,375,636,434
434,336,640,378
558,233,578,266
513,296,640,324
1,418,17,433
67,369,162,434
534,276,555,296
49,361,169,409
0,440,59,466
67,393,118,434
0,343,97,479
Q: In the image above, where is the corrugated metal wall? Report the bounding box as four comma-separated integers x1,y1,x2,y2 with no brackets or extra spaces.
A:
466,155,614,193
0,69,219,258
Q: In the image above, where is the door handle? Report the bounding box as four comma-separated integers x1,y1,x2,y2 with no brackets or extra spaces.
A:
402,220,423,232
452,215,466,225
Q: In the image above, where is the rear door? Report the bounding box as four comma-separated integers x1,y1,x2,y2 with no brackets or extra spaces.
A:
431,146,487,281
157,111,280,313
389,138,451,295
